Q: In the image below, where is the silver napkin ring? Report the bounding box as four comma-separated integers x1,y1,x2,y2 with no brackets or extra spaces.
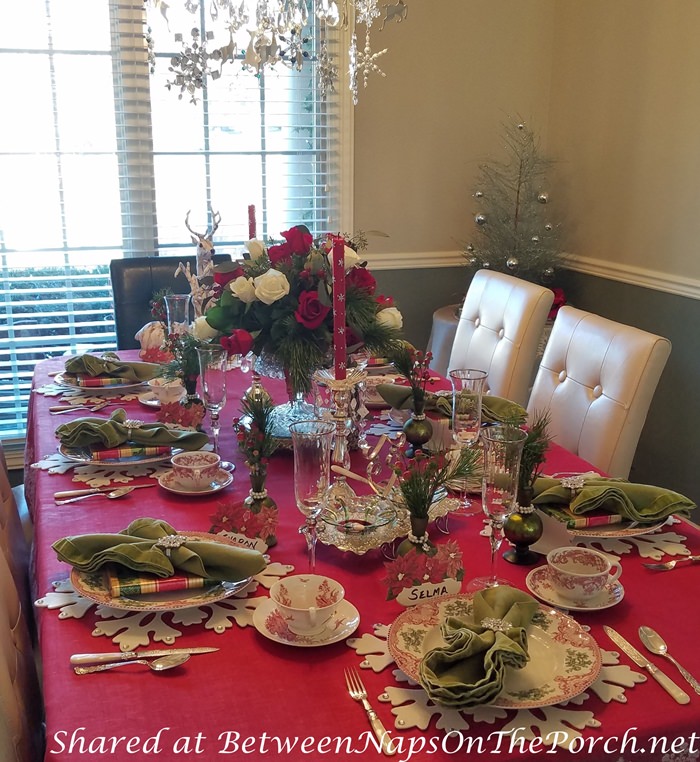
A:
480,617,511,633
155,534,188,558
124,418,144,439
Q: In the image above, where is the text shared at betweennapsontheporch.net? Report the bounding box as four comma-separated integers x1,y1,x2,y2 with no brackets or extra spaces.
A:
47,726,700,760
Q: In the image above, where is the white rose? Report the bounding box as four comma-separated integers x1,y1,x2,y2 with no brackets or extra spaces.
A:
344,246,361,271
246,239,266,260
254,269,290,305
192,315,220,341
229,276,257,303
377,306,403,330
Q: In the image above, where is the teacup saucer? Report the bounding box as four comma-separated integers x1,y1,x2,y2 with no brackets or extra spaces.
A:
252,597,360,647
525,565,625,612
137,391,161,408
158,468,233,496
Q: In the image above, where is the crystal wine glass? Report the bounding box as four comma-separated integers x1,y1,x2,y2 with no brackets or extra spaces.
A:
466,424,527,592
196,346,228,457
449,368,487,515
289,419,335,572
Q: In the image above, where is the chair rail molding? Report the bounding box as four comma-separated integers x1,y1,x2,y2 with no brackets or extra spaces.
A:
563,253,700,301
371,250,465,270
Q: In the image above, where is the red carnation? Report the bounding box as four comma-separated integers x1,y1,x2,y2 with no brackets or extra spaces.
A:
347,266,376,294
281,226,313,255
294,290,330,330
220,329,254,357
214,266,245,287
376,294,394,308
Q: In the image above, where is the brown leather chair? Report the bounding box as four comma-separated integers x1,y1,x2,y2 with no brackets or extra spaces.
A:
109,254,231,350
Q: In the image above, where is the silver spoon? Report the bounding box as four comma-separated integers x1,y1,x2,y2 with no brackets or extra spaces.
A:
74,653,191,675
55,486,136,505
639,626,700,694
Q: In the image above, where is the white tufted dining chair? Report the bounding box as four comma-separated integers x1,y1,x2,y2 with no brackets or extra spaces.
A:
0,444,31,612
447,270,555,407
0,545,43,762
527,305,671,479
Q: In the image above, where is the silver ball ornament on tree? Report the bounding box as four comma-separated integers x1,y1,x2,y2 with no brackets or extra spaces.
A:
537,192,549,204
545,223,553,231
482,261,491,269
474,191,484,198
466,243,474,252
506,257,519,270
475,213,487,226
531,235,540,243
542,267,555,283
466,256,478,267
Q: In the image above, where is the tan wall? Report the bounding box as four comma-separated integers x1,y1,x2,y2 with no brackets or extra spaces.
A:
353,0,556,256
548,0,700,280
355,0,700,285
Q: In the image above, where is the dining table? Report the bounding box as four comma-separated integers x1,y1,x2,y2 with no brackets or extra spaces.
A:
26,352,700,762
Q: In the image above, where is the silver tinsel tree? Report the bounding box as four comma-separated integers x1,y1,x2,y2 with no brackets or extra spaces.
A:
463,120,562,285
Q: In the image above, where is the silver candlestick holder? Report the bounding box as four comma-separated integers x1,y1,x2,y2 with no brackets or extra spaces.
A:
313,367,367,507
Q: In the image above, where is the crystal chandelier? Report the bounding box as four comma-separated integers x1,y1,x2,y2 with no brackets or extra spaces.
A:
145,0,408,104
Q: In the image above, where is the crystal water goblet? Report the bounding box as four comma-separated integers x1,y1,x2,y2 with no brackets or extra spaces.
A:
466,424,527,592
289,420,335,572
164,294,191,336
449,368,488,515
196,346,228,458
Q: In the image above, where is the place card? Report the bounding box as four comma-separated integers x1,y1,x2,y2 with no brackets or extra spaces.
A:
209,498,278,554
383,538,463,606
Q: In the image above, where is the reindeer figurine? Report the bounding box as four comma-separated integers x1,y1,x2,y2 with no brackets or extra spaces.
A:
175,208,222,318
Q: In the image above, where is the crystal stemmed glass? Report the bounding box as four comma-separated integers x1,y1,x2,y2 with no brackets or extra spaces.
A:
196,346,228,459
449,368,488,516
289,420,335,572
466,424,527,592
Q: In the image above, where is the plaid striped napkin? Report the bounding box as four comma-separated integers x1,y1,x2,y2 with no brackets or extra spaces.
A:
105,566,206,597
65,375,134,388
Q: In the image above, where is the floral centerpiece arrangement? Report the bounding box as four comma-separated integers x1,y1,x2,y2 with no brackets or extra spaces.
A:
197,225,403,397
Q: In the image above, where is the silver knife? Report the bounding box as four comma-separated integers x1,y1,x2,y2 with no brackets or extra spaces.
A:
70,647,218,665
603,627,690,704
54,484,156,499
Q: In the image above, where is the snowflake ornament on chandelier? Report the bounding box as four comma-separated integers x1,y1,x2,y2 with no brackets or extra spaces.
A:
145,0,408,104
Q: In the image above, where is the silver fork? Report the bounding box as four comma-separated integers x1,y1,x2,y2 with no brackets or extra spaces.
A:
643,555,700,571
344,668,396,756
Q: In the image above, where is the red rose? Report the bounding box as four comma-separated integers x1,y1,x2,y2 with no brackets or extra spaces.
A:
214,266,245,287
376,294,394,308
294,290,330,330
281,226,313,255
268,242,292,266
220,329,254,356
347,266,376,294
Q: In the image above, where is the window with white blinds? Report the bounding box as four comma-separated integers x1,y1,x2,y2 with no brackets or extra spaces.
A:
0,0,348,444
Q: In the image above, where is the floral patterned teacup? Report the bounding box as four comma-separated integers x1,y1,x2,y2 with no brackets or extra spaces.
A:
270,574,344,635
147,377,185,404
170,451,221,490
546,547,622,602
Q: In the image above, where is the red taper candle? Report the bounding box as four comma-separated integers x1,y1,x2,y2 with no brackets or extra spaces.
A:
332,238,346,380
247,204,256,240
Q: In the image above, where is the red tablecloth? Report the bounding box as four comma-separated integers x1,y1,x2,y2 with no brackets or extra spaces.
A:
28,355,700,761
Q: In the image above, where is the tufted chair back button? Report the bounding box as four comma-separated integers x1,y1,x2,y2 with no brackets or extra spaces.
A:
558,370,567,383
593,384,603,398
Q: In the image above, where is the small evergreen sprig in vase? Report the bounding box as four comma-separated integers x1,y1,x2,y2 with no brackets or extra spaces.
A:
232,395,279,547
389,344,435,453
393,447,480,551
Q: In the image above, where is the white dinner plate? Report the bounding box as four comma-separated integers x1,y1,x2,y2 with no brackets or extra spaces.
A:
158,469,233,496
59,443,178,467
70,532,254,612
387,593,601,709
252,597,360,647
567,518,668,539
54,371,153,393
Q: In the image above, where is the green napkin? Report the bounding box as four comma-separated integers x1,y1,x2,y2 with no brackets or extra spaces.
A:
56,408,209,451
376,385,527,424
53,517,266,581
64,353,160,383
419,586,539,708
533,476,695,523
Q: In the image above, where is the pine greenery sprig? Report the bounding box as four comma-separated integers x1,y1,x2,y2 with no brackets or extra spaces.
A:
234,394,278,466
389,343,432,408
394,447,481,519
518,409,552,492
